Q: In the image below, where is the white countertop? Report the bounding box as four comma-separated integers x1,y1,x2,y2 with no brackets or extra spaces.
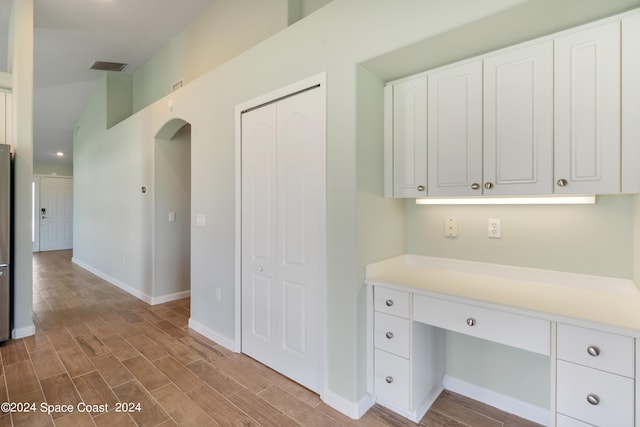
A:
365,255,640,335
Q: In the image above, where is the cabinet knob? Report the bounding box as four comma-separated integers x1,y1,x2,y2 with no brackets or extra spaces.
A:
385,331,394,339
385,299,394,307
586,394,600,406
484,182,494,190
587,345,601,357
471,183,480,190
385,376,394,384
466,318,476,327
258,266,263,272
557,179,568,187
417,185,425,192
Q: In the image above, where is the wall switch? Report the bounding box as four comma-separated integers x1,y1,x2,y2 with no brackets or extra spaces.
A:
168,212,176,223
488,218,501,238
196,214,206,227
215,288,222,302
445,217,458,237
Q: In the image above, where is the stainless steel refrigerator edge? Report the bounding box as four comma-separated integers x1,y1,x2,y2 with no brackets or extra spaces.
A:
0,144,11,341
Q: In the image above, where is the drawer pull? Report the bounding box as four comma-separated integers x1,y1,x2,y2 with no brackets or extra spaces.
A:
385,331,394,339
586,394,600,406
385,299,394,307
466,318,476,327
385,376,394,384
587,345,601,357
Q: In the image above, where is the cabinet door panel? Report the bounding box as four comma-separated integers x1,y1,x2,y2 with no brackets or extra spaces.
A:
554,21,621,194
428,61,482,196
622,14,640,193
484,41,553,195
392,77,427,198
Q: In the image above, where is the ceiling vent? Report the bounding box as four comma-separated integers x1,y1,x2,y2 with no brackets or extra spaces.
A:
89,61,128,72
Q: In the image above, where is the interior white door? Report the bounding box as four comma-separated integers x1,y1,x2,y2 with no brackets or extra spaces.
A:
241,86,323,393
40,177,73,251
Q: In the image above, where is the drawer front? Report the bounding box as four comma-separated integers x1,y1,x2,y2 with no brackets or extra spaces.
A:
556,414,595,427
374,312,410,358
557,323,634,377
413,294,550,355
557,360,634,427
374,349,410,410
374,287,410,319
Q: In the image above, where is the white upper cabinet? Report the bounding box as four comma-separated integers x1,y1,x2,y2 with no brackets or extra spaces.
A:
387,76,427,198
622,14,640,193
427,61,482,197
483,41,554,195
554,21,621,194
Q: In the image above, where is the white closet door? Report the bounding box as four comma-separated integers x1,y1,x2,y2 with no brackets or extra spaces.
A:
241,86,323,393
241,103,278,368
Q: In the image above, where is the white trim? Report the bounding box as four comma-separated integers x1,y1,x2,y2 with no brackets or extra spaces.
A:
72,257,188,306
150,290,191,305
322,389,375,420
235,72,327,394
443,375,551,426
12,323,35,339
188,318,238,353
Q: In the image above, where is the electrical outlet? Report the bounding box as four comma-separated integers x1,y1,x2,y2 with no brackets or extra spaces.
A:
445,217,458,237
488,218,501,238
215,288,222,302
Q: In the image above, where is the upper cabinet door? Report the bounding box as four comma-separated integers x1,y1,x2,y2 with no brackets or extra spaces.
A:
392,76,427,198
622,14,640,193
483,41,553,195
554,21,621,194
427,61,483,197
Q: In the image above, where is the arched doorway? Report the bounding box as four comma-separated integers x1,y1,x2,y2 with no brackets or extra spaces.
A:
153,119,191,302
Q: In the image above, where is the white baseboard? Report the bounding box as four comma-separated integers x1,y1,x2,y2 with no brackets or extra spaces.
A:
322,389,375,420
12,323,36,339
151,290,191,305
443,375,550,426
72,257,189,306
188,318,238,353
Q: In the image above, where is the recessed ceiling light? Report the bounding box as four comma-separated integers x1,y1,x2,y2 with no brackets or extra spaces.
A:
56,152,64,157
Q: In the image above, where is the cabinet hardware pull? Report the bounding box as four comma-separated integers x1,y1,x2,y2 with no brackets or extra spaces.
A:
586,394,600,406
587,345,601,357
471,183,480,190
385,376,394,384
557,178,568,187
466,318,476,327
417,185,425,192
385,331,394,339
484,182,494,190
385,299,394,307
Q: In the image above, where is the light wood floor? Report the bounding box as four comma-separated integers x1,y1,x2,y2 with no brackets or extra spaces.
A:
0,250,542,426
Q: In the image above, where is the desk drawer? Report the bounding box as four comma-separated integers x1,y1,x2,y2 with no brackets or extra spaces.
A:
374,349,410,410
413,295,550,355
374,287,410,319
374,312,410,358
557,360,634,427
557,323,634,378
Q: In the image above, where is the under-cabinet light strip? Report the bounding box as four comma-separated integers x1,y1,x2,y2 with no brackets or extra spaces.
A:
415,195,596,205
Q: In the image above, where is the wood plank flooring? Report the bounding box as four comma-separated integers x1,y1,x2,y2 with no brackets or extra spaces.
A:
0,250,542,426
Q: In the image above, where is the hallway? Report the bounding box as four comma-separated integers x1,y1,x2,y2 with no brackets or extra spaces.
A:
0,250,538,426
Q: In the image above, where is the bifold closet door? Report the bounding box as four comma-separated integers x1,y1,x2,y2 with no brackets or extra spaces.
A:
241,86,323,393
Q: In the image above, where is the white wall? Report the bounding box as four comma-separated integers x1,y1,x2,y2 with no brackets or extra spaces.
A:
154,123,191,299
73,0,640,412
132,0,291,112
8,0,35,339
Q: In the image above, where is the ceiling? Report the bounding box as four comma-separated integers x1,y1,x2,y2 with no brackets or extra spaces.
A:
0,0,217,166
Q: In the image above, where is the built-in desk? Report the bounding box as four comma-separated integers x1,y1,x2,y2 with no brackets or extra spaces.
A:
365,255,640,426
